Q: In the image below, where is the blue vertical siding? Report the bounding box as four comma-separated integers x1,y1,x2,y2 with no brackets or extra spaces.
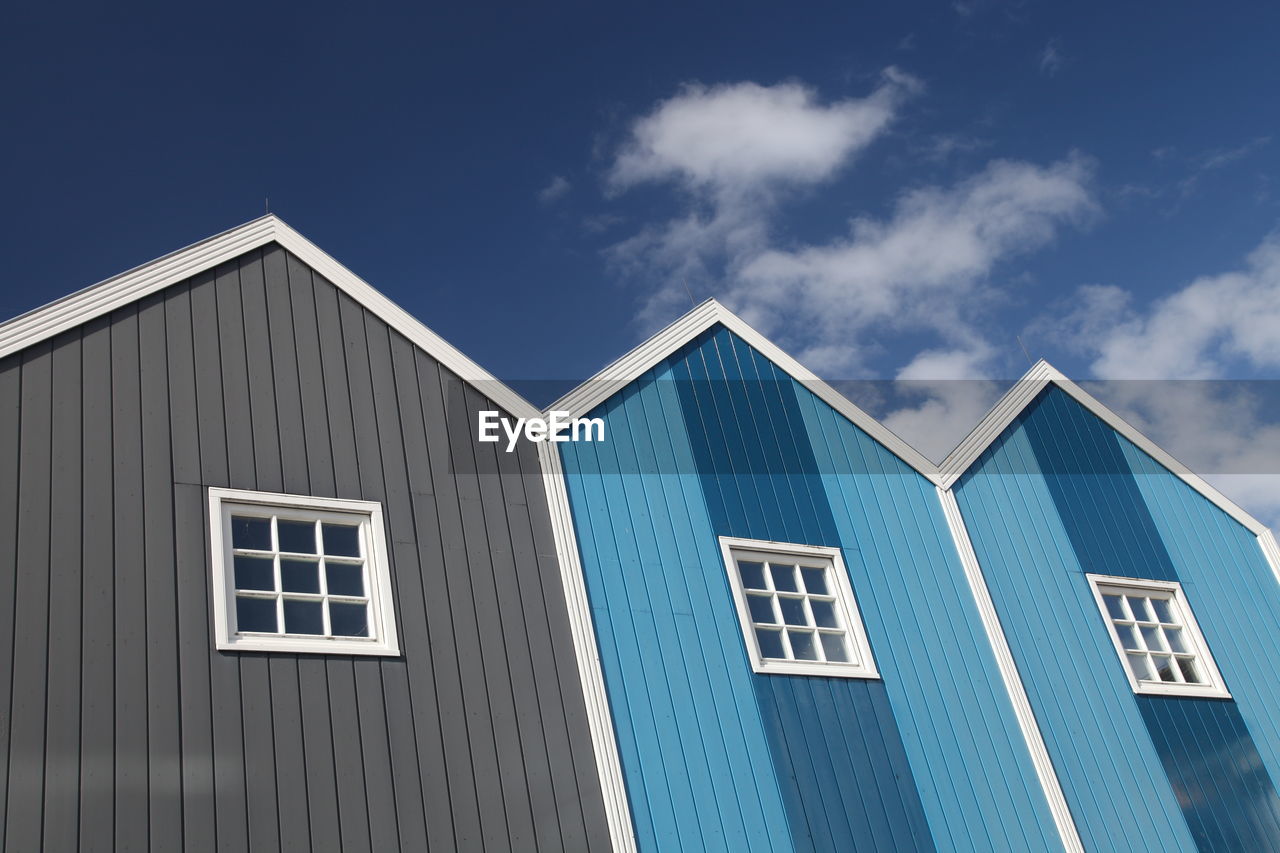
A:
1118,437,1280,850
670,327,936,853
954,385,1280,851
561,324,1063,851
562,364,795,852
794,385,1062,853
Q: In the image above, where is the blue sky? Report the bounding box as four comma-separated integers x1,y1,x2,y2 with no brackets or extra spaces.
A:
4,2,1280,517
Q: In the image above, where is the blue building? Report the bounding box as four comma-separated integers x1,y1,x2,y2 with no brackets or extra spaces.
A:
941,363,1280,852
548,300,1280,852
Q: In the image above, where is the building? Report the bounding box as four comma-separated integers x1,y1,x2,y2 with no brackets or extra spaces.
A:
2,217,1279,851
0,217,615,852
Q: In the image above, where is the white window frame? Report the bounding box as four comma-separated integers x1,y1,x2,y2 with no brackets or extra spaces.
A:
719,536,879,679
1086,574,1229,699
208,487,400,655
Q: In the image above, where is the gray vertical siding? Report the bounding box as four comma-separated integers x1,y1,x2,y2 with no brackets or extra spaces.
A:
0,243,612,851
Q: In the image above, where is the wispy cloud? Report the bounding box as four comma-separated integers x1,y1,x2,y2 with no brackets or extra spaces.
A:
1038,39,1063,76
726,154,1096,374
609,72,919,198
538,175,572,204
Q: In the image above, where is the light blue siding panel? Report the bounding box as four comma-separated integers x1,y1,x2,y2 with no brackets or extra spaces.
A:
1119,439,1280,836
560,368,794,852
793,377,1061,853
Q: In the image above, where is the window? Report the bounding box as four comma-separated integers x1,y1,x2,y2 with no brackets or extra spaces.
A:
209,488,400,655
1087,574,1228,698
720,537,878,678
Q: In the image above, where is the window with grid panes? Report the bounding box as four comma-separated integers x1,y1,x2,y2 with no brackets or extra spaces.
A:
720,537,878,678
209,488,400,655
1087,574,1228,698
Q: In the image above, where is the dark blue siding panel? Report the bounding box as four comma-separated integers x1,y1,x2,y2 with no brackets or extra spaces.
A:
1139,697,1280,851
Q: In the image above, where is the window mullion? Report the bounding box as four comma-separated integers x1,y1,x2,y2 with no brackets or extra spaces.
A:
318,520,332,638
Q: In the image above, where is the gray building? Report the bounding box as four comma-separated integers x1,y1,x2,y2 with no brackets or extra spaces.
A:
0,216,619,852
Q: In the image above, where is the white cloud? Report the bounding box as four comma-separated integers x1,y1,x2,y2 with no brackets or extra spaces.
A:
538,175,571,204
1044,232,1280,379
727,155,1096,373
610,71,920,201
882,380,1008,461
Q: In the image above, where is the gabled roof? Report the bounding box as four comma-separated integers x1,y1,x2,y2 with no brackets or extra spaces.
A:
0,215,541,420
938,359,1270,536
546,298,942,483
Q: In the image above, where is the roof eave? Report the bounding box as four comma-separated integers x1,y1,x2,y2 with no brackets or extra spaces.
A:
0,214,542,420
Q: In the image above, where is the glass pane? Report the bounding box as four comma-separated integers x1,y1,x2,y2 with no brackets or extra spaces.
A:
1177,657,1203,684
801,567,828,595
820,632,849,662
283,599,324,635
236,595,277,633
326,562,365,597
1152,655,1178,682
810,599,839,629
1140,625,1166,652
756,628,786,659
747,594,776,624
788,630,818,660
1127,653,1154,681
1151,598,1175,624
233,555,274,591
231,516,271,550
1165,628,1189,654
329,602,369,638
322,523,361,557
770,563,798,593
278,520,316,554
280,559,320,594
1116,623,1141,650
738,561,767,590
778,597,808,626
1128,596,1154,623
1103,595,1127,621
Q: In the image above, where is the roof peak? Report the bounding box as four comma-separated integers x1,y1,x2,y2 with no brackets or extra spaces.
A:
0,215,542,419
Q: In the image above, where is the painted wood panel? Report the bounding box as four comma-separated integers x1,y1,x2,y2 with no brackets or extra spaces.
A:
0,244,611,851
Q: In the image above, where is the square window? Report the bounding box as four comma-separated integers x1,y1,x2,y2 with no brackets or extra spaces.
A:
1087,574,1228,699
209,488,400,656
721,537,878,679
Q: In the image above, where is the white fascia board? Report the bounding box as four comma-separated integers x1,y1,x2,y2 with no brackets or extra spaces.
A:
937,360,1269,537
546,299,941,484
537,442,638,852
0,215,542,421
936,486,1084,853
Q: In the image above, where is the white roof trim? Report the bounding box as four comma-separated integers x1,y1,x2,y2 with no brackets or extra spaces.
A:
938,359,1269,536
545,299,941,483
0,214,541,420
936,486,1084,852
